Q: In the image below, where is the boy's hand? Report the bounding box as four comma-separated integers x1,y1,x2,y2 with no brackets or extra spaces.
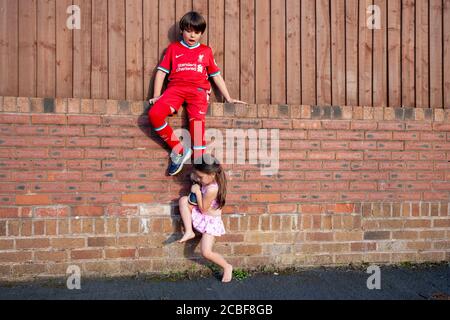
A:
148,96,161,105
226,98,247,105
191,184,201,194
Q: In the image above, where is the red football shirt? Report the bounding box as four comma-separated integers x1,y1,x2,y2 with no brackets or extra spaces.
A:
157,40,221,90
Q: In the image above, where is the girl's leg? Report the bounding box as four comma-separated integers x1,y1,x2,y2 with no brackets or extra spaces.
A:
178,196,196,243
200,233,233,282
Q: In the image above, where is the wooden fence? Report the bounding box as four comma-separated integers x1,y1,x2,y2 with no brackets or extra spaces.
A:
0,0,449,108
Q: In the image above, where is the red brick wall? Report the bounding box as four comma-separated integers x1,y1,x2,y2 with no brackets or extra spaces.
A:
0,96,449,280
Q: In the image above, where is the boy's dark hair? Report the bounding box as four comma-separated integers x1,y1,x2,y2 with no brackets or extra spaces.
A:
193,154,227,209
179,11,207,34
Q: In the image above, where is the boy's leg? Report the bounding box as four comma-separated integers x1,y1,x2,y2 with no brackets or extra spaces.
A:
186,88,210,161
148,88,184,155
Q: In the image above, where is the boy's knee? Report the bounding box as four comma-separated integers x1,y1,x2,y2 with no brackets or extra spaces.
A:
148,107,159,121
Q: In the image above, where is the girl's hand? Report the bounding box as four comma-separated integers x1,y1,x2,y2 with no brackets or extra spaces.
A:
226,98,247,105
148,96,161,105
191,184,201,194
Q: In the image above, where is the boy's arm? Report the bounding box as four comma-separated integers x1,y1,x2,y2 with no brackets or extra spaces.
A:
149,70,167,104
211,74,247,104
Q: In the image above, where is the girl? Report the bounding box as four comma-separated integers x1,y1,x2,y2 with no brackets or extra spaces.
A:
177,154,232,283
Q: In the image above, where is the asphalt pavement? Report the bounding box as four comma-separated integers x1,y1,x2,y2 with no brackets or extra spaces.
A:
0,263,448,300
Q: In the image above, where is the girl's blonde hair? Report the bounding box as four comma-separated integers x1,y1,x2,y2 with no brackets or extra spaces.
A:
193,154,227,209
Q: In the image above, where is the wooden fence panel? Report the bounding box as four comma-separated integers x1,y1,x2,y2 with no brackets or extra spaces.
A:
301,0,316,105
286,0,301,105
430,0,443,108
415,0,429,108
56,0,73,99
359,0,372,107
37,0,56,98
240,0,255,104
144,0,160,100
316,0,331,106
18,0,37,97
126,0,144,100
373,0,387,108
346,0,359,106
91,0,108,99
224,0,240,101
271,0,286,104
109,0,126,100
388,0,401,107
331,0,345,106
1,0,448,108
255,0,270,104
208,0,225,102
402,0,415,108
445,0,450,109
73,0,91,98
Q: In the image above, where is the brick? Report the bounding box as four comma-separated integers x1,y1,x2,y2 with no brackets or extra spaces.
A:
268,204,297,213
3,97,17,111
87,236,117,247
71,206,103,217
31,114,66,125
45,220,57,235
67,137,100,147
298,205,322,216
364,231,390,240
392,231,419,240
0,239,13,250
105,248,136,259
0,252,32,263
16,238,50,249
50,237,85,249
33,220,45,235
35,250,67,262
67,115,102,125
81,99,93,113
16,195,51,205
71,249,102,260
250,193,280,202
233,244,262,255
306,232,333,242
0,207,20,218
121,194,154,203
138,247,164,257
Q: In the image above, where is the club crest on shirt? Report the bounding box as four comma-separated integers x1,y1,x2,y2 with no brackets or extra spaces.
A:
198,54,204,63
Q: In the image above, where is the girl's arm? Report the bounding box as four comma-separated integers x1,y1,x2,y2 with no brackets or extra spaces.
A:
211,74,247,104
149,70,167,104
192,185,217,214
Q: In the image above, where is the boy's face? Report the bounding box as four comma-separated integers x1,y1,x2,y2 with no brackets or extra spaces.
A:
182,29,202,46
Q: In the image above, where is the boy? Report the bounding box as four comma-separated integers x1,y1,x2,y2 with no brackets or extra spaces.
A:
148,11,245,176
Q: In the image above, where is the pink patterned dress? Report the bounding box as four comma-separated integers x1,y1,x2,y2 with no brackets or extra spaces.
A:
191,183,226,236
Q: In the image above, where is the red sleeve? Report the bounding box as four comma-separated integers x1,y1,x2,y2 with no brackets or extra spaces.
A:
206,47,221,77
157,44,172,74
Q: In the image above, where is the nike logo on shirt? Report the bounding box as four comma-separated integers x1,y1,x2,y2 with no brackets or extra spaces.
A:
176,54,184,59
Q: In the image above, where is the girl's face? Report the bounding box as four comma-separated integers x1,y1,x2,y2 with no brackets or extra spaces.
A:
182,29,202,46
193,170,215,186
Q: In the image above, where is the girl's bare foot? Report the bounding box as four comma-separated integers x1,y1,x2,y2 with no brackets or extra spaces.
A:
178,231,196,243
222,264,233,283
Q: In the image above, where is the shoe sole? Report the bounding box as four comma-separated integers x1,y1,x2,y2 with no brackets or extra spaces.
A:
168,149,192,176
